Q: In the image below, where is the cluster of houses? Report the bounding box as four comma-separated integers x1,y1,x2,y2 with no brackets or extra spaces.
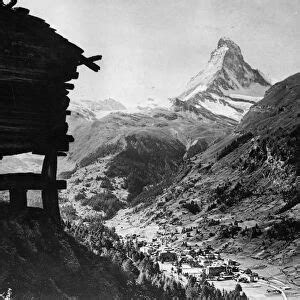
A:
138,239,259,283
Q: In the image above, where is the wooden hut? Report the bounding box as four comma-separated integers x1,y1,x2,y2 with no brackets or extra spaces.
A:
0,1,101,222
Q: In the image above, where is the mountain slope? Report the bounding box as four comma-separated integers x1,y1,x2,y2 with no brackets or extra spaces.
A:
1,99,235,218
176,37,271,121
58,108,234,218
108,74,300,278
0,204,162,299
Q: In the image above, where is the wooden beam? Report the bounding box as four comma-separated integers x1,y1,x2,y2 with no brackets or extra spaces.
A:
79,55,101,72
0,118,48,127
86,55,102,62
66,135,74,142
57,151,67,157
0,125,68,136
0,103,70,116
0,173,66,190
31,150,66,157
71,72,79,80
64,83,74,90
13,7,30,15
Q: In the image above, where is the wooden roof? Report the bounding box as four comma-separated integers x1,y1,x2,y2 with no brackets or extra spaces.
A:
0,1,101,158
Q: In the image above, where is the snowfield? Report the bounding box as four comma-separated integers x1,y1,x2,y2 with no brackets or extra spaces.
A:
195,100,241,121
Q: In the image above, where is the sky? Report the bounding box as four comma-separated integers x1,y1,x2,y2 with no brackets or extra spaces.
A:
21,0,300,107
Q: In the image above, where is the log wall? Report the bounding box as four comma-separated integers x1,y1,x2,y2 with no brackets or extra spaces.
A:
0,2,101,221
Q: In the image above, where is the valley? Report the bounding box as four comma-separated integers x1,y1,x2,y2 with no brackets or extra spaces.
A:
0,34,299,299
57,42,299,298
105,72,300,298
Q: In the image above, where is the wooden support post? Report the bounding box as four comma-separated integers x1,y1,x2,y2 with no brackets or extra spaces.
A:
10,188,27,210
42,150,61,223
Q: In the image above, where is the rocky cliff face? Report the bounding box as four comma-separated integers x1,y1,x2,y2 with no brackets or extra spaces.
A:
175,37,271,121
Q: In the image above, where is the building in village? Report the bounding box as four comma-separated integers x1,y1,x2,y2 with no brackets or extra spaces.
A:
206,265,226,277
238,272,259,283
0,1,101,222
205,253,216,260
159,252,177,262
159,246,177,262
224,258,239,266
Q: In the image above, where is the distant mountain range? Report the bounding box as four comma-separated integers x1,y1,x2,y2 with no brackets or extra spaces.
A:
82,98,127,111
70,98,127,120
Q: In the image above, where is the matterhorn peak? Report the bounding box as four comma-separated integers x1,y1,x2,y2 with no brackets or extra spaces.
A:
176,37,271,122
217,37,241,54
207,37,243,68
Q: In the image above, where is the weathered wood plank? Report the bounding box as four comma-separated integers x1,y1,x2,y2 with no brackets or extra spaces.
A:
0,173,66,190
80,55,101,72
0,118,48,127
0,96,70,112
86,55,102,62
0,135,73,155
0,124,68,136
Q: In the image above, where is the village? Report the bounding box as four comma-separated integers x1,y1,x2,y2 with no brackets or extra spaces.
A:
136,237,258,283
121,232,291,299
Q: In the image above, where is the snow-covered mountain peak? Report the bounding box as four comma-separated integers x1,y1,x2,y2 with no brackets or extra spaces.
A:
185,43,228,93
183,37,246,101
217,37,242,55
176,38,271,122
